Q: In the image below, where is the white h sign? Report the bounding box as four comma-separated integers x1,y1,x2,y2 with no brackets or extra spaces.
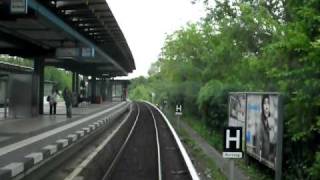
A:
226,129,240,149
223,127,243,159
175,104,182,116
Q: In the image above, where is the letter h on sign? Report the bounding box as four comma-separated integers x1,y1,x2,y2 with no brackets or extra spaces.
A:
176,105,182,112
175,105,182,116
226,129,240,149
223,127,243,158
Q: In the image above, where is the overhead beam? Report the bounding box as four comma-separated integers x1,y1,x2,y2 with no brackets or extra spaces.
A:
45,60,114,68
57,4,89,11
63,10,112,17
72,19,99,23
46,62,120,77
64,12,94,18
77,23,103,28
56,0,105,5
83,28,106,32
57,3,106,10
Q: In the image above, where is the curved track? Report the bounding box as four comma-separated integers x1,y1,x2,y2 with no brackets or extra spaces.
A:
103,102,193,180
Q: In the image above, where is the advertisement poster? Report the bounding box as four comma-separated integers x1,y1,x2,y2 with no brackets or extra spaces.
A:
229,93,246,127
245,94,279,169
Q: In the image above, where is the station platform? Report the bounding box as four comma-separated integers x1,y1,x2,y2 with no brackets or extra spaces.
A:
0,101,119,147
0,101,129,171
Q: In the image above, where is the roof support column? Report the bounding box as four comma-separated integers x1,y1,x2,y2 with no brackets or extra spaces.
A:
72,72,79,107
114,81,117,101
33,57,44,115
106,79,112,102
72,72,76,92
75,73,79,95
91,76,96,103
101,78,106,102
122,83,128,101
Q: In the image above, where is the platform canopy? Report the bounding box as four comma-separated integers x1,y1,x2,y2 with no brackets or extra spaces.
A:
0,0,135,77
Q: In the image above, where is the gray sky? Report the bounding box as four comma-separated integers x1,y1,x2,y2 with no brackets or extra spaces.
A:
107,0,205,79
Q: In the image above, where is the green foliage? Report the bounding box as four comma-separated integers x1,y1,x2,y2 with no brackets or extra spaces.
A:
0,55,33,67
197,80,224,129
0,56,71,92
309,151,320,178
129,0,320,179
44,67,72,91
128,85,152,101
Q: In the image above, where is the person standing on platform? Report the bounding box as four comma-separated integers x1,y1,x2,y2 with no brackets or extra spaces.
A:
50,86,58,115
63,87,72,118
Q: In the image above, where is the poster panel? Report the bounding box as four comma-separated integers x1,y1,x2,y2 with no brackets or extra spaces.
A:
228,93,246,152
245,94,279,169
229,93,246,127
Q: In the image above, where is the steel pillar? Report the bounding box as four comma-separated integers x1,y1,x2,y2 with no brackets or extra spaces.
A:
106,79,112,101
72,72,76,92
34,58,44,115
123,83,128,101
91,76,96,103
75,73,79,94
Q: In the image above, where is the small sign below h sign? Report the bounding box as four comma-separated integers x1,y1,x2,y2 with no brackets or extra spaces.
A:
175,104,182,116
223,127,243,158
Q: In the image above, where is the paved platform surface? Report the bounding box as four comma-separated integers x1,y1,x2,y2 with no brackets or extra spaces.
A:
0,101,127,168
0,102,120,146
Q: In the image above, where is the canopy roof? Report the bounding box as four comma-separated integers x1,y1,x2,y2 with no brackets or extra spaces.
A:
0,0,135,77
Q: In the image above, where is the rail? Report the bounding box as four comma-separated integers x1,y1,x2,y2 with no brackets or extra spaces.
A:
145,101,200,180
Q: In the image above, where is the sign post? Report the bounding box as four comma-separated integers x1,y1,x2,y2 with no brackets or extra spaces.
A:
175,104,182,130
223,127,243,180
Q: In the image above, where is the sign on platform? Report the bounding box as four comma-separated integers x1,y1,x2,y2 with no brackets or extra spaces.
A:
11,0,28,14
55,47,95,59
81,48,95,58
223,127,243,158
175,104,182,116
55,48,80,59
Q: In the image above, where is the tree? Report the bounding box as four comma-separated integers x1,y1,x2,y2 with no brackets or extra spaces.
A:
129,0,320,178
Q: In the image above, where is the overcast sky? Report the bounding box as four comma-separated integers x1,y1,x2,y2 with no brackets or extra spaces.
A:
107,0,205,79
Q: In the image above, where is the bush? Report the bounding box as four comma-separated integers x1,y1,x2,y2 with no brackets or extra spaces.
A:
197,80,240,131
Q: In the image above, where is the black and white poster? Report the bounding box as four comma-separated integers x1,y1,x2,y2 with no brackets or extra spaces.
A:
229,93,246,127
245,94,279,169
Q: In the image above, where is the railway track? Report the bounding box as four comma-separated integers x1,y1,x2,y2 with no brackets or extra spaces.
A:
19,102,198,180
103,102,198,180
